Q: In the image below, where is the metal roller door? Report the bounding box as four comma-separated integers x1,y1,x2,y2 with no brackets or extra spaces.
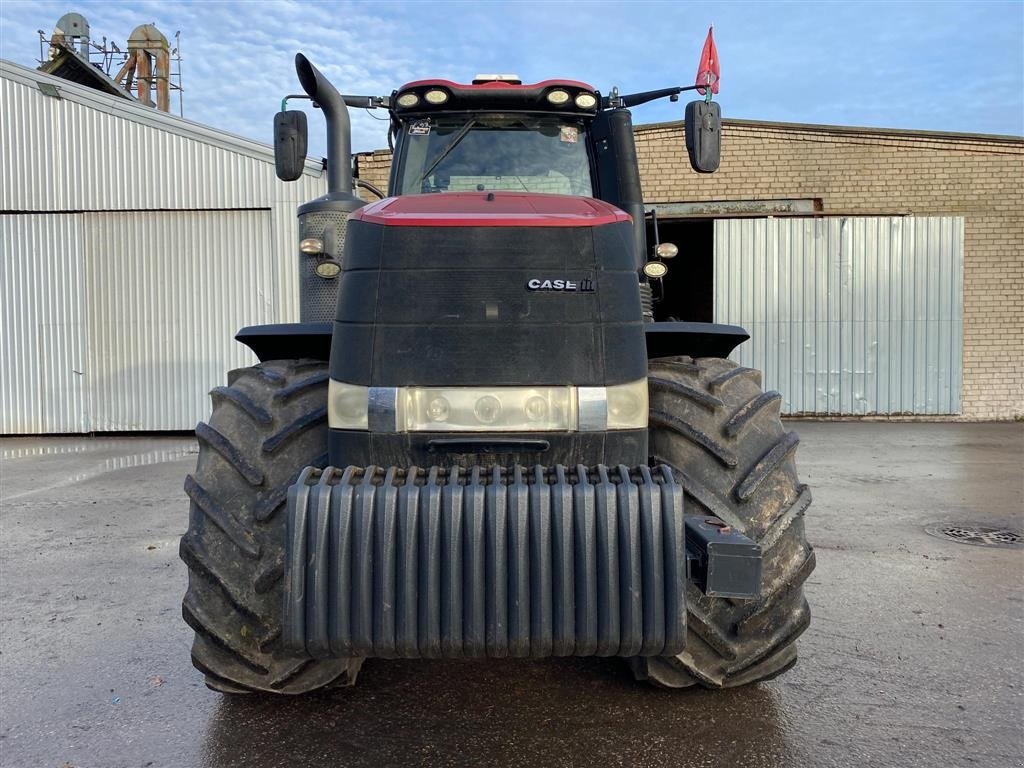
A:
714,216,964,415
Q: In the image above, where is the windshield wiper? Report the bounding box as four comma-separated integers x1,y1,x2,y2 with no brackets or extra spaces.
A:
414,119,477,190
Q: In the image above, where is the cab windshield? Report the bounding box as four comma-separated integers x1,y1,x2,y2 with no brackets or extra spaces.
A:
395,114,593,196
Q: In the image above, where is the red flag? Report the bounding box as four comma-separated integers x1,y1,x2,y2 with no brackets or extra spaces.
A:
695,26,720,95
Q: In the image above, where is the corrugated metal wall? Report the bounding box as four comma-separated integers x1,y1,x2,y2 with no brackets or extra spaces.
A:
83,211,282,431
1,60,329,433
0,63,326,212
1,211,288,432
714,216,964,415
1,214,88,433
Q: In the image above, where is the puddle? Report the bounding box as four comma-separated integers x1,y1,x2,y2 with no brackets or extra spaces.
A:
2,441,197,501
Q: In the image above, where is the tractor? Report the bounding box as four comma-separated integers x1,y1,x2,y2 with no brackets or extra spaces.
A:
180,52,814,694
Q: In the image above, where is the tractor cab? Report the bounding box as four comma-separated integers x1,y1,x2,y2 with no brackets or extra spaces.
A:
387,77,601,197
384,76,671,272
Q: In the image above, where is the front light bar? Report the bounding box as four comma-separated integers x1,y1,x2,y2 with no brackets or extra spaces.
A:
328,379,648,433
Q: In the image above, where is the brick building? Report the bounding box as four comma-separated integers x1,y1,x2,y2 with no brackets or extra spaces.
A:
355,119,1023,420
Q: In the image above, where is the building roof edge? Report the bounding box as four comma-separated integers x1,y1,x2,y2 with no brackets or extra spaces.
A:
0,57,326,175
636,116,1024,145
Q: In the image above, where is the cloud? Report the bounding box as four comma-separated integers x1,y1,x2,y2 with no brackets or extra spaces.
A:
2,0,1021,163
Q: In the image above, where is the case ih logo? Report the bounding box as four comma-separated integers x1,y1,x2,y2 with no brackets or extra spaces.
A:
526,277,595,292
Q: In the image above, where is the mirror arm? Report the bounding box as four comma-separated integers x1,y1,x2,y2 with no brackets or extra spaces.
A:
604,83,705,110
281,94,311,112
282,93,385,113
341,94,388,109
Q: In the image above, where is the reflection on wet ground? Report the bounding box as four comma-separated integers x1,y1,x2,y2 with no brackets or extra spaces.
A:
0,423,1021,768
199,660,796,768
2,437,195,500
1,436,193,460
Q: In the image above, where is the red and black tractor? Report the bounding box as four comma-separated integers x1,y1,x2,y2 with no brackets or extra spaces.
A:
180,53,814,694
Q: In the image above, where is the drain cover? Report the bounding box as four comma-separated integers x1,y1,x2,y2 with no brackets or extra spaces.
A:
925,522,1023,549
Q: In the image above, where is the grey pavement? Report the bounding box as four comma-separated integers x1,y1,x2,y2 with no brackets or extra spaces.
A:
1,422,1022,768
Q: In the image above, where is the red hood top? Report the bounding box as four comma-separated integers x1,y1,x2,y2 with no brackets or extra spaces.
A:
349,193,631,228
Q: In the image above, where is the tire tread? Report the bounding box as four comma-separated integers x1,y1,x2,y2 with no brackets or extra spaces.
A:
180,360,357,694
639,356,814,689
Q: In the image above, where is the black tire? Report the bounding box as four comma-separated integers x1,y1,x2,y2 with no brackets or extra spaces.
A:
631,356,815,688
180,359,362,694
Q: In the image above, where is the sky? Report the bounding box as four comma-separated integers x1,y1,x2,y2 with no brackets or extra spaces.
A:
2,0,1022,157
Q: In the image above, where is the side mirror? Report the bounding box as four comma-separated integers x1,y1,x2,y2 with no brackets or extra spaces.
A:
273,110,308,181
684,100,721,173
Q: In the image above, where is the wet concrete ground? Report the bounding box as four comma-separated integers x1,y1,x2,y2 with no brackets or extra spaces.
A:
1,422,1022,768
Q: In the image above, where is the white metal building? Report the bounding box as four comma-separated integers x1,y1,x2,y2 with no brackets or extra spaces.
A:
1,59,326,433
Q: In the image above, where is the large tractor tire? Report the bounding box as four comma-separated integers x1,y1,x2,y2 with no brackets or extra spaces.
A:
632,356,815,688
180,359,362,694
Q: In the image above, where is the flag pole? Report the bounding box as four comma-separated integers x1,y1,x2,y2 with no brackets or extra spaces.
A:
705,24,714,103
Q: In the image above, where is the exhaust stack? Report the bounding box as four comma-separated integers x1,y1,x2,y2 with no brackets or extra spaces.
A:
295,53,354,197
291,54,364,323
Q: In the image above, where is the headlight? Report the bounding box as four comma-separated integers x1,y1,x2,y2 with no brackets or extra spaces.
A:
575,93,597,109
328,380,647,432
579,379,648,431
328,380,369,430
474,395,502,424
404,386,574,432
655,242,679,259
426,396,450,423
314,259,342,279
396,91,419,108
546,89,570,105
525,396,548,422
643,261,669,279
423,89,449,105
299,237,324,255
605,379,648,429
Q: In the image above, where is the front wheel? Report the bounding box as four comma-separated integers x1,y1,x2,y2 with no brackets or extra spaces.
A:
180,359,362,694
632,356,815,688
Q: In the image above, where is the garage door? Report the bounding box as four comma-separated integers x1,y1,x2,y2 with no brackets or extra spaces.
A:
81,210,279,431
714,216,963,415
2,210,280,433
1,214,89,433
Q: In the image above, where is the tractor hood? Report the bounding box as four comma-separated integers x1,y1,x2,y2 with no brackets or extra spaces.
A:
329,187,648,466
348,192,632,228
332,189,645,389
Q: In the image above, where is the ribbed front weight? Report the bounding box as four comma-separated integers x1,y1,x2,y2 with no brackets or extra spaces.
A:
283,463,687,659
